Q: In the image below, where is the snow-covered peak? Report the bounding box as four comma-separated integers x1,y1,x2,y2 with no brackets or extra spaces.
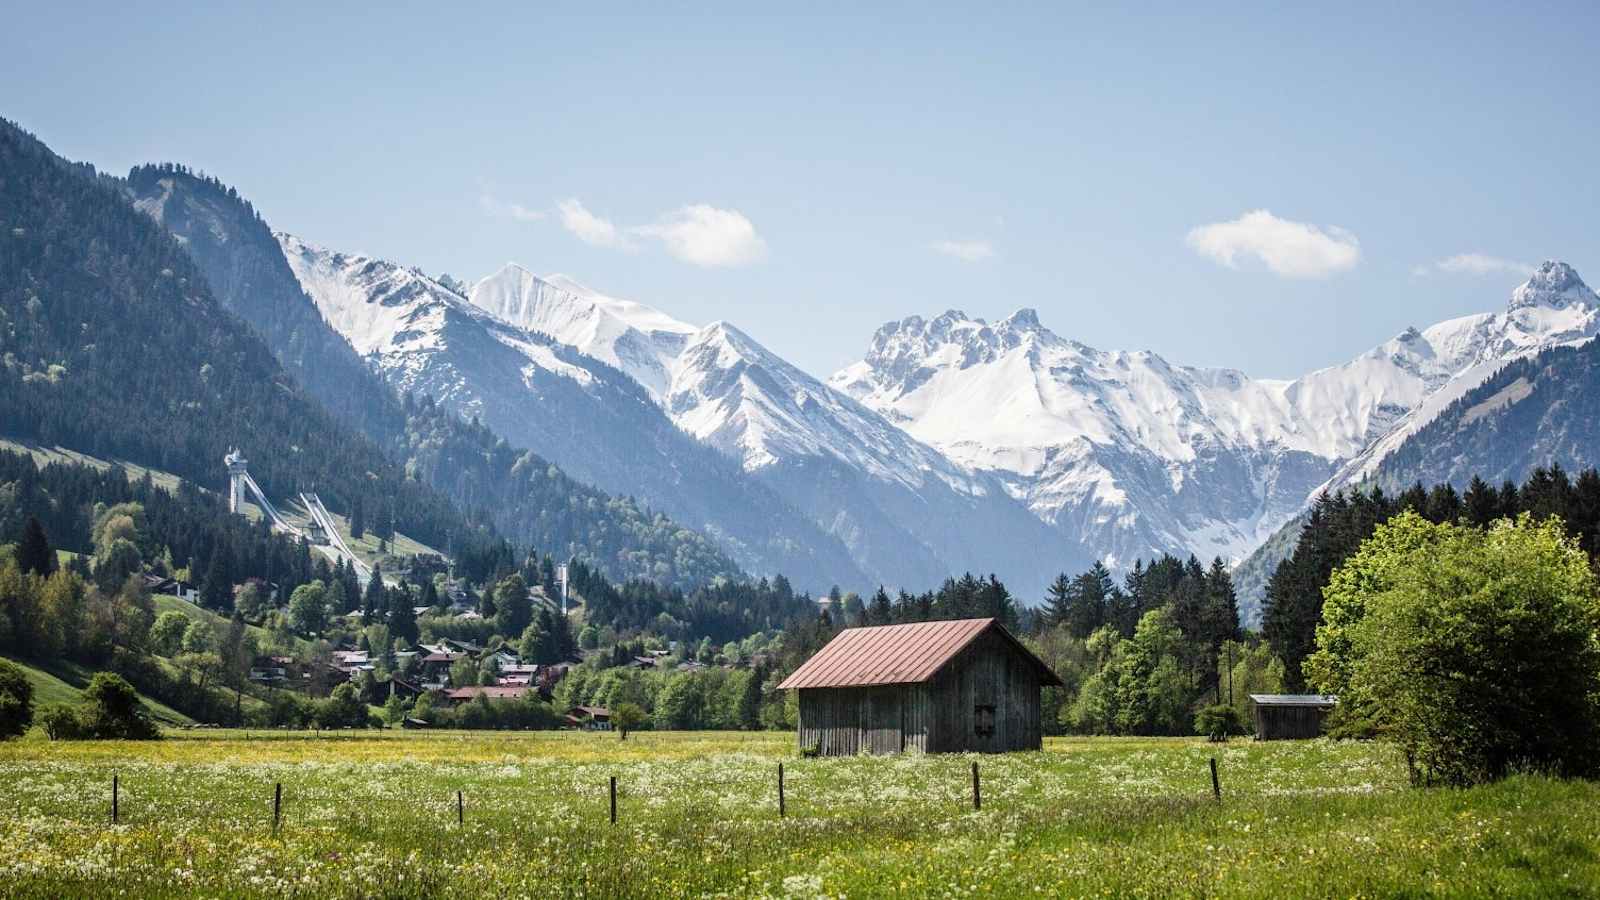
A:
468,264,695,399
666,320,973,488
277,233,471,356
1509,260,1595,311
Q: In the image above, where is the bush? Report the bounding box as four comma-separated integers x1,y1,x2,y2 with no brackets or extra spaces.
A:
37,703,87,740
0,659,35,739
1308,513,1600,785
315,683,370,729
80,672,160,739
1194,704,1242,742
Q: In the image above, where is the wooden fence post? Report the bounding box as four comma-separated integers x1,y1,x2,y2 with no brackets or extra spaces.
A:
457,790,464,826
609,776,617,825
273,782,282,833
972,761,981,811
1210,757,1221,802
112,773,118,824
778,763,785,818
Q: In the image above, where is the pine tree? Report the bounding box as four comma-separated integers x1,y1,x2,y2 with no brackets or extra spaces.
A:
736,665,765,730
201,549,232,611
1464,475,1500,526
868,587,892,625
1043,573,1072,629
388,584,419,646
17,516,55,577
349,495,366,540
363,564,385,625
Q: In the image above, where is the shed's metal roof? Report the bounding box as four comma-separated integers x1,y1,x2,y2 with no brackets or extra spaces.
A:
1249,694,1338,707
777,618,1063,689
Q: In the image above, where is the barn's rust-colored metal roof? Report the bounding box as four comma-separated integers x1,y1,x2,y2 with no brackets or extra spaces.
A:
777,617,1063,689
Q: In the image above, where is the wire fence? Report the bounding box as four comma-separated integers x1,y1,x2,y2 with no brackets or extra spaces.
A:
3,756,1239,832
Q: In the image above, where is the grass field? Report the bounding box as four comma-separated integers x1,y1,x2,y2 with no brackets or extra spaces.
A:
2,731,1596,897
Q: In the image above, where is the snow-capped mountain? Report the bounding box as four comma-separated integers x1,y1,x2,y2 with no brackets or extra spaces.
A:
664,320,1075,591
459,262,1073,590
276,234,871,587
280,218,1597,598
1310,261,1600,496
831,309,1338,566
832,262,1600,569
469,265,694,402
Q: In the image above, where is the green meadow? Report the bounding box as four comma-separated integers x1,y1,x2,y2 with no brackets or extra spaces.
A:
2,730,1596,898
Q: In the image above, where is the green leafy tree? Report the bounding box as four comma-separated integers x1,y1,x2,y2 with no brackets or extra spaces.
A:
493,574,532,640
233,581,272,622
180,619,216,654
93,539,142,594
0,658,35,740
148,610,191,656
317,682,370,729
1308,512,1600,785
288,580,330,636
612,701,646,740
383,691,406,726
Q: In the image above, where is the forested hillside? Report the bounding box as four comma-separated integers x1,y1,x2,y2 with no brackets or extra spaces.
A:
1375,337,1600,491
0,118,480,555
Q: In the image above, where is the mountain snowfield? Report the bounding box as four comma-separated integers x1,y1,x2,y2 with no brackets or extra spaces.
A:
277,229,1596,596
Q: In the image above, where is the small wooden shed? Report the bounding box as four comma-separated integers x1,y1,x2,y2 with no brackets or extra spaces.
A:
1249,694,1337,740
778,618,1062,755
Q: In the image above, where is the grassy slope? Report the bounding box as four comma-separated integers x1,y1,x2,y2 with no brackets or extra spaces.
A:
2,655,194,727
0,731,1595,897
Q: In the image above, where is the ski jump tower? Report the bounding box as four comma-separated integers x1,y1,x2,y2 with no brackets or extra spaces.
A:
225,448,250,515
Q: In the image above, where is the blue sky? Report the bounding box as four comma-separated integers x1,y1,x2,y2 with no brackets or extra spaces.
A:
5,3,1597,379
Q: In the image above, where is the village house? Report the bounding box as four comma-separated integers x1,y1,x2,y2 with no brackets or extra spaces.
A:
443,685,532,705
330,649,373,678
779,617,1062,755
566,706,612,730
142,573,199,604
496,663,538,687
248,655,297,684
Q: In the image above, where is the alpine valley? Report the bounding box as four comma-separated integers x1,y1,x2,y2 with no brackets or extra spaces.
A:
2,114,1598,614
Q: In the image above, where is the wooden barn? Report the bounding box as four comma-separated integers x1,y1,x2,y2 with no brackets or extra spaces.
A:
1249,694,1337,740
778,618,1062,755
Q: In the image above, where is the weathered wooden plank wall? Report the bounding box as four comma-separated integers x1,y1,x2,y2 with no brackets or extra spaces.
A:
1253,704,1327,740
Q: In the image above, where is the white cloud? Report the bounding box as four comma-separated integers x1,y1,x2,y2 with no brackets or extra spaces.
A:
1186,209,1360,278
931,239,996,262
558,198,632,249
478,193,546,222
1412,253,1532,278
631,204,767,267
